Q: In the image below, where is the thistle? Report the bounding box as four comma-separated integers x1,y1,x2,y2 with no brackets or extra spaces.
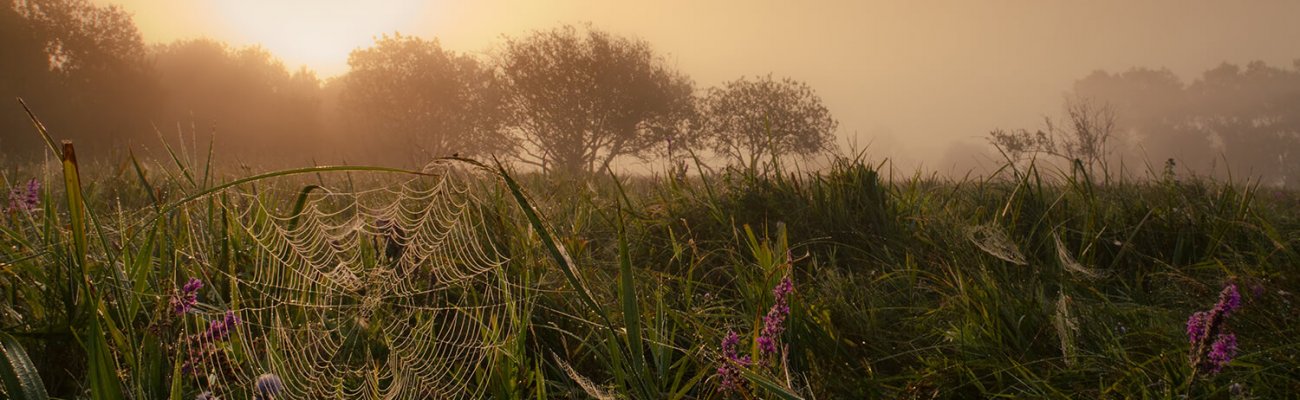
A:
254,373,284,400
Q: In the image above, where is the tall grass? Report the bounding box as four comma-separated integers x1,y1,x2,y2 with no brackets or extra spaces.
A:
2,120,1298,398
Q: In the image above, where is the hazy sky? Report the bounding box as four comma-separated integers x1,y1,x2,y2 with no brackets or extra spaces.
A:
92,0,1300,170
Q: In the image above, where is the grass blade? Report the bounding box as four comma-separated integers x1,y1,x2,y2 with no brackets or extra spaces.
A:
0,332,47,400
740,368,804,400
77,316,124,400
128,151,162,209
60,142,88,273
493,159,612,328
153,123,196,187
618,210,653,394
286,185,323,230
17,98,59,155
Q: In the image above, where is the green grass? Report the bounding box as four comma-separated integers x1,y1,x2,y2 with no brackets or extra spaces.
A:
1,141,1298,399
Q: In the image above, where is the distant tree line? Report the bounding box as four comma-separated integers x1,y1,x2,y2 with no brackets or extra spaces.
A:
0,0,838,174
990,61,1300,186
1,0,157,155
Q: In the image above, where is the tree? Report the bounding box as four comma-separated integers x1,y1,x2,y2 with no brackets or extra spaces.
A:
1071,61,1300,186
702,75,837,170
988,97,1116,176
1072,68,1212,173
16,0,145,77
151,39,323,162
2,0,157,157
1185,61,1300,186
498,25,696,175
340,34,509,161
0,0,53,153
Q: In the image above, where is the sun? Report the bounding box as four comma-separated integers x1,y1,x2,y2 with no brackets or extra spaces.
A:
204,0,434,77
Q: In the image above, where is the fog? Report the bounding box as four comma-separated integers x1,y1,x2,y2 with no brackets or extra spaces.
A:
5,0,1300,182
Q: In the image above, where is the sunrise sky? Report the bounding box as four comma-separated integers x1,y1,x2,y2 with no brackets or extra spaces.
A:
90,0,1300,170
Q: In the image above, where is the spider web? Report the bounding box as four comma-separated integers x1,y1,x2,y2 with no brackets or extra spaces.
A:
966,224,1027,265
179,164,518,399
1053,232,1105,280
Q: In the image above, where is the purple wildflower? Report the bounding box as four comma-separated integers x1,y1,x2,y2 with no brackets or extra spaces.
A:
207,320,226,340
182,337,215,376
721,331,743,360
171,277,203,315
181,310,241,378
1206,333,1238,374
6,178,39,213
757,277,794,355
755,336,775,356
183,277,203,293
204,310,241,341
23,179,38,209
170,297,188,316
1215,284,1241,316
716,277,797,393
1188,283,1244,376
1186,311,1207,344
716,331,751,393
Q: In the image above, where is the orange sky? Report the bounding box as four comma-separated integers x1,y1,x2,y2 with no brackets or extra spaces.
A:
92,0,1300,170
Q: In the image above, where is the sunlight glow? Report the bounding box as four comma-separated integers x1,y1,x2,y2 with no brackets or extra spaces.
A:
205,0,432,77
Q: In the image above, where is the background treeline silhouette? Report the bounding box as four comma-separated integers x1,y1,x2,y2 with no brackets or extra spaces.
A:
1073,63,1300,186
986,63,1300,186
1,0,837,174
3,0,1300,182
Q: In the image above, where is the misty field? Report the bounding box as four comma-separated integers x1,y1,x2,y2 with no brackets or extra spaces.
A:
7,0,1300,398
2,135,1297,399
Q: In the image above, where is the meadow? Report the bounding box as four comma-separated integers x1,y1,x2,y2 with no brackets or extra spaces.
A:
2,132,1298,399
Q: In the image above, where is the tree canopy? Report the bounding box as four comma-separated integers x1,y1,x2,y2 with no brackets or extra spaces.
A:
0,4,857,174
498,25,696,175
701,75,837,170
987,97,1116,176
1072,61,1300,185
1,0,155,156
151,39,323,159
339,34,510,161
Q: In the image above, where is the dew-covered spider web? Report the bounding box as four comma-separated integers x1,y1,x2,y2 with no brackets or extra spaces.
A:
177,164,519,399
966,224,1027,265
